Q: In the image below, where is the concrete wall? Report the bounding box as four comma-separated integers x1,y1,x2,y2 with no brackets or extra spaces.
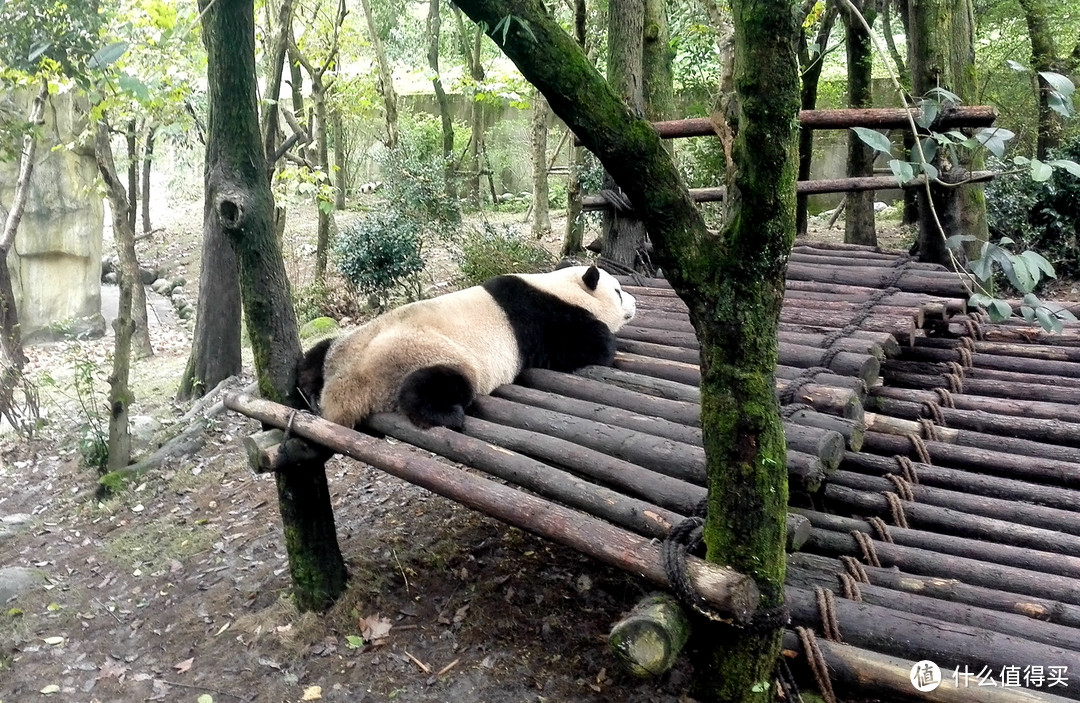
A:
0,90,104,342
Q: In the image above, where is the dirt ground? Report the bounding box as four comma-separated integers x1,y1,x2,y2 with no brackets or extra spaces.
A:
0,192,923,703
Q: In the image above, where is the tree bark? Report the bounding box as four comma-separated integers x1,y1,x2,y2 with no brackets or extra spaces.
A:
530,89,551,238
1017,0,1064,158
261,0,292,181
332,109,347,209
453,8,487,207
840,0,878,246
141,124,155,234
907,0,988,264
796,4,838,236
427,0,456,199
199,0,345,612
124,120,153,359
601,0,648,270
561,0,587,258
95,121,136,472
359,0,399,149
448,1,799,701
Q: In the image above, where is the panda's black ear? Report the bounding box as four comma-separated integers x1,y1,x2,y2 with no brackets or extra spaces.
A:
582,265,600,291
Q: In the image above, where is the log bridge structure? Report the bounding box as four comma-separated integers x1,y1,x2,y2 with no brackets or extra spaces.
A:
227,242,1080,702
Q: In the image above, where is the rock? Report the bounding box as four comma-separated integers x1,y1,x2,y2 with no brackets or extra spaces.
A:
103,272,118,285
177,307,195,320
299,317,340,339
170,286,186,301
874,201,889,212
151,278,173,295
139,266,158,285
0,513,32,543
171,276,187,288
128,415,161,448
0,566,46,604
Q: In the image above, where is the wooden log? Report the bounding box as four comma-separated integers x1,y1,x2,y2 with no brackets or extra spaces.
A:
830,469,1080,537
867,394,1080,449
824,482,1080,555
790,552,1080,630
518,368,700,426
614,352,701,386
864,411,1080,465
786,562,1080,651
619,324,699,349
791,242,910,259
780,629,1076,703
647,107,998,138
862,430,1080,488
871,385,1080,425
783,424,845,472
960,322,1080,346
779,326,900,357
785,585,1080,699
803,526,1080,607
492,383,703,446
787,513,812,551
225,393,761,619
914,335,1080,364
243,428,330,473
469,395,705,482
609,593,691,677
785,407,865,451
789,251,945,271
795,508,1080,580
886,358,1080,391
780,299,928,329
788,450,828,493
778,343,881,386
786,261,970,297
779,307,919,338
901,342,1080,376
575,365,700,403
840,452,1080,513
775,365,867,395
616,338,700,365
366,413,686,534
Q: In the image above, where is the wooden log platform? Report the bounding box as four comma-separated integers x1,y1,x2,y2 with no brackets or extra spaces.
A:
224,244,1080,703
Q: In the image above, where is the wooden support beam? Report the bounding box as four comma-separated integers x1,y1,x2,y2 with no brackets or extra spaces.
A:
223,392,761,620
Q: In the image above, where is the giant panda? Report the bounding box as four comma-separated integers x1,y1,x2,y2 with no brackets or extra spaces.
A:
296,265,636,431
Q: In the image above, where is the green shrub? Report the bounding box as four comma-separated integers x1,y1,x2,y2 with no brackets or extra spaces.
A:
986,140,1080,279
456,223,556,286
293,278,331,324
336,211,427,305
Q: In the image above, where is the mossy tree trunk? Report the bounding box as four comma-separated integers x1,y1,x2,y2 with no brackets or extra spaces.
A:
141,124,155,234
200,0,346,612
796,3,838,236
908,0,987,264
453,7,488,208
840,0,879,246
450,1,798,701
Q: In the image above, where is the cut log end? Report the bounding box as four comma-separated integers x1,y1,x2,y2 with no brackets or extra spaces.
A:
609,593,691,677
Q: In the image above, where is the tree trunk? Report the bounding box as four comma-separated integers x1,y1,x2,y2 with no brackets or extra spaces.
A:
332,109,347,209
796,5,838,236
359,0,399,149
122,122,153,359
530,90,551,239
561,0,587,258
642,0,674,125
141,125,155,234
126,121,138,236
1018,0,1064,159
310,73,332,282
199,0,346,612
427,0,457,199
261,0,292,181
449,2,799,702
602,0,648,270
95,121,136,472
0,78,48,427
884,0,919,224
908,0,987,264
841,0,878,246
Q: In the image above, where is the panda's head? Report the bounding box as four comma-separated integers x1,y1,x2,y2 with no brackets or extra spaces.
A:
571,265,636,331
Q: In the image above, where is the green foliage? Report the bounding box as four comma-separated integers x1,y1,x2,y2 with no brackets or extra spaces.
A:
986,137,1080,280
379,118,462,228
455,223,555,286
292,278,333,324
335,210,427,305
0,0,100,76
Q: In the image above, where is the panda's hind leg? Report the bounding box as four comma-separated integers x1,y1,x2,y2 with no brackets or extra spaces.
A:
397,365,476,430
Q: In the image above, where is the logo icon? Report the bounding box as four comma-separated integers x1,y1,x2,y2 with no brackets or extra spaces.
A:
911,660,942,692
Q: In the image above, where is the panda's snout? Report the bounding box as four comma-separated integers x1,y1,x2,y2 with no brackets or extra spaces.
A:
622,292,637,321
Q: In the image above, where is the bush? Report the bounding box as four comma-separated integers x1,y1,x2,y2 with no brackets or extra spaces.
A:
456,223,556,286
986,139,1080,279
336,211,427,305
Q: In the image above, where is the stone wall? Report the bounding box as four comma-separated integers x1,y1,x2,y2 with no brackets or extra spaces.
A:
0,90,104,342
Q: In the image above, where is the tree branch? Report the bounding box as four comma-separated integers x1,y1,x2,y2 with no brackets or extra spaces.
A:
1,77,49,254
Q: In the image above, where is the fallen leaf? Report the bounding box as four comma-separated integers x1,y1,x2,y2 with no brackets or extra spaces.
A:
302,685,323,700
345,635,364,649
40,684,60,695
43,636,64,646
197,695,214,703
358,614,392,643
97,657,128,681
173,657,194,673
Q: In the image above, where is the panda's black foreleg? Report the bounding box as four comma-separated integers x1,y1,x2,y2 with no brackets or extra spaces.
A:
397,365,476,431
